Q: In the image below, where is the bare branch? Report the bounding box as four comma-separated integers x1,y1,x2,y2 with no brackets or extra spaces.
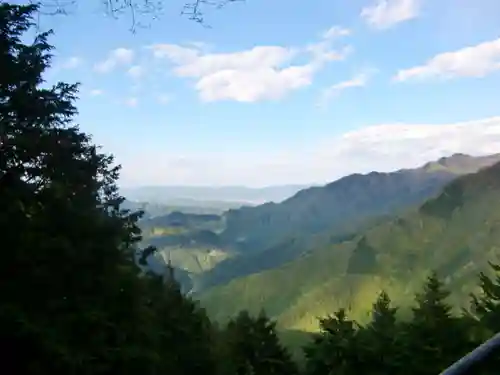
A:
16,0,245,31
27,0,77,16
181,0,244,26
102,0,165,32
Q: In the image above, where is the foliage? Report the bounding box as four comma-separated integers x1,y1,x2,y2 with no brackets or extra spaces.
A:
304,308,362,375
357,291,404,375
3,4,500,375
471,262,500,333
301,272,490,375
218,310,299,375
0,4,217,374
401,273,474,375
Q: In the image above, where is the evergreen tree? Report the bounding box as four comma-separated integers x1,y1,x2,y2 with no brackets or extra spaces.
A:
303,308,362,375
0,4,234,375
402,272,473,375
147,264,218,375
0,3,156,373
466,262,500,374
358,290,404,375
471,262,500,333
220,310,298,375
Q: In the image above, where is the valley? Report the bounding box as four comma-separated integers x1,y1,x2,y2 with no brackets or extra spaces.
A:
132,152,500,333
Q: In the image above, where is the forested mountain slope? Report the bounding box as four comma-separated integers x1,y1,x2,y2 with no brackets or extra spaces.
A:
199,160,500,332
220,153,500,254
193,153,500,291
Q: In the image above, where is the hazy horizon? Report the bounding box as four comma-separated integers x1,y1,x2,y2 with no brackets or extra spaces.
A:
39,0,500,186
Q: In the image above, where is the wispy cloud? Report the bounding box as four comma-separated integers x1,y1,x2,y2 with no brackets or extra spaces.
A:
321,26,351,40
394,38,500,82
127,65,144,79
118,116,500,186
361,0,421,29
148,25,351,103
61,56,83,69
89,89,104,96
125,97,138,107
318,69,376,106
157,94,172,104
94,48,134,73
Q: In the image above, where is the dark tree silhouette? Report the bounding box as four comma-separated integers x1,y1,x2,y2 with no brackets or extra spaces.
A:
0,4,219,374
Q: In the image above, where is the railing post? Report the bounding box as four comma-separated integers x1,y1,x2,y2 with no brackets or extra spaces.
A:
440,332,500,375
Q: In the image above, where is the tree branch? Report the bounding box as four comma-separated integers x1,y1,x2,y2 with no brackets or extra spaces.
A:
20,0,244,32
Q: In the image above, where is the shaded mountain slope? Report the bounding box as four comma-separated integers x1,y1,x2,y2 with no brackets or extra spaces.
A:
196,214,390,291
194,154,500,291
138,211,231,289
220,153,500,254
141,211,224,234
198,160,500,332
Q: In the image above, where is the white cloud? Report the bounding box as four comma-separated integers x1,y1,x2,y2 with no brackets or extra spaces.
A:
157,94,172,104
117,116,500,186
62,56,82,69
94,48,134,73
185,41,213,51
318,70,375,106
148,26,351,102
395,38,500,81
127,65,144,79
321,26,351,40
125,97,138,107
361,0,421,29
89,89,104,96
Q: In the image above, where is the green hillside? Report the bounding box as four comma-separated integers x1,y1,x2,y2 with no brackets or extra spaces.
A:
198,161,500,332
141,211,225,235
141,154,500,294
220,153,500,256
198,153,500,291
139,211,232,289
155,247,232,275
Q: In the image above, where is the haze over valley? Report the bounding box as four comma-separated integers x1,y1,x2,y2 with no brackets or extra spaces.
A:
134,153,500,309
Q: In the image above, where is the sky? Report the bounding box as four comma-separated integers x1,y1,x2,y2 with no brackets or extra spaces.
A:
29,0,500,187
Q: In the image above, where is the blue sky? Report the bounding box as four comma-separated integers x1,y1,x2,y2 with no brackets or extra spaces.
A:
35,0,500,186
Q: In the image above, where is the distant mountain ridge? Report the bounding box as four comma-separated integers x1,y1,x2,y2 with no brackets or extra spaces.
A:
121,184,310,206
136,153,500,295
219,153,500,254
422,152,500,173
199,158,500,332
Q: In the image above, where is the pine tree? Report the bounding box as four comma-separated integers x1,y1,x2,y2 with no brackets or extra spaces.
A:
303,308,362,375
0,3,154,373
148,264,218,375
466,262,500,374
402,272,473,375
358,290,404,375
221,310,299,375
471,262,500,333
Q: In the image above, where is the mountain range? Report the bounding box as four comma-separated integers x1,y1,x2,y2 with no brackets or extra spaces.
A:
195,153,500,290
199,157,500,333
134,152,500,339
121,184,309,206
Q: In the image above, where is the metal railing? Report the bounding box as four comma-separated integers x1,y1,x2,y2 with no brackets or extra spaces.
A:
439,332,500,375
